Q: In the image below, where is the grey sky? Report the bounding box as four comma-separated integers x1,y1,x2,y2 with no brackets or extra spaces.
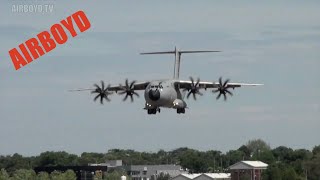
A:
0,0,319,156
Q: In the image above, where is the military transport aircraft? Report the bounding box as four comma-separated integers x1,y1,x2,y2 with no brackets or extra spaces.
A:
71,47,263,114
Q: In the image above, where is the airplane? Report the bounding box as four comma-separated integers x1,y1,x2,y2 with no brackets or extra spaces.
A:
70,47,263,114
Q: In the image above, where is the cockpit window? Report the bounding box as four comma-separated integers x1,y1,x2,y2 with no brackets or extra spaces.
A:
150,84,163,89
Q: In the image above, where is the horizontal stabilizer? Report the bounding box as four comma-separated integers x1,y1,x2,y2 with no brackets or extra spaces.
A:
140,50,221,55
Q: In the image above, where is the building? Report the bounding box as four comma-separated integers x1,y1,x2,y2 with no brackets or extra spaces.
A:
194,173,231,180
89,160,123,168
228,161,268,180
171,173,201,180
171,173,230,180
123,164,185,180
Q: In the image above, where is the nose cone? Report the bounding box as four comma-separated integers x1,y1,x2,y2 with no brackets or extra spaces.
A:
148,89,160,101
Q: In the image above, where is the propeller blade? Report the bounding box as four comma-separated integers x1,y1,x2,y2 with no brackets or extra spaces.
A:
118,91,127,95
213,89,220,93
130,95,134,102
123,94,128,101
195,78,200,86
125,79,129,87
100,96,104,104
133,92,140,97
193,93,196,100
219,77,222,85
223,93,227,101
216,93,221,100
197,91,203,96
223,79,230,87
190,77,194,85
93,84,100,90
225,89,233,96
104,96,111,102
94,94,100,101
130,80,136,89
187,91,192,98
101,80,104,90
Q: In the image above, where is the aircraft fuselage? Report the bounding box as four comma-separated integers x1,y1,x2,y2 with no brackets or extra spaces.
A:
144,80,187,111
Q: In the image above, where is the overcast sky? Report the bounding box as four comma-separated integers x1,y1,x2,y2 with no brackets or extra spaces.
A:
0,0,319,156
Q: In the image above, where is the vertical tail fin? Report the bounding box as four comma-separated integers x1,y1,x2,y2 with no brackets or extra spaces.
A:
140,47,221,79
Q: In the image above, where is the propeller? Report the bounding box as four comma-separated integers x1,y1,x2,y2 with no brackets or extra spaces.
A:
91,81,113,104
183,77,203,100
213,77,233,101
118,79,139,102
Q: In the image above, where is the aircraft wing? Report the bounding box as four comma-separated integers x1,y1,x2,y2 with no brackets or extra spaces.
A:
109,81,150,92
69,80,150,92
176,79,263,89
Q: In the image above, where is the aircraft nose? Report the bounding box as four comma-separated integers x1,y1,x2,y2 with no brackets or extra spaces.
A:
148,89,160,101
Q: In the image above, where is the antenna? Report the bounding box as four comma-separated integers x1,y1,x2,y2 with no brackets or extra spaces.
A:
140,47,221,79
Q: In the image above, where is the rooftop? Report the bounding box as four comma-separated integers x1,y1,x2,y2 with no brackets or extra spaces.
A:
229,161,268,170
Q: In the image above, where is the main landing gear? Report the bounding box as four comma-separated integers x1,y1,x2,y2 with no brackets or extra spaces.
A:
177,108,185,114
147,108,160,115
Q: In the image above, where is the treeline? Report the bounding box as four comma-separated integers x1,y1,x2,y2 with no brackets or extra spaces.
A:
0,139,319,180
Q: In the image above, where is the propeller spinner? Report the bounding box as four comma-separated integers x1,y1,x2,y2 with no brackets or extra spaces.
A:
213,77,233,101
118,79,139,102
91,81,113,104
183,77,203,100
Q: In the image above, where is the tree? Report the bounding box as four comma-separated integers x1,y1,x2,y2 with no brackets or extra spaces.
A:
262,163,282,180
104,170,130,180
304,151,320,180
37,151,79,167
246,139,271,156
312,145,320,155
238,145,251,160
62,170,77,180
36,172,50,180
252,150,275,164
282,167,298,180
50,170,65,180
225,150,245,165
272,146,294,163
0,169,10,180
11,169,36,180
157,172,171,180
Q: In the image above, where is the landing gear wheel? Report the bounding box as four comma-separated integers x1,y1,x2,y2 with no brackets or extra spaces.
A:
177,108,185,114
147,108,158,115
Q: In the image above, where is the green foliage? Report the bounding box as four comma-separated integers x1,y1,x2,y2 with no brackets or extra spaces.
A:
156,172,171,180
312,145,320,155
0,168,10,180
0,139,318,179
262,163,282,180
282,166,298,180
63,170,77,180
37,151,78,167
50,170,76,180
11,169,36,180
304,147,320,180
36,171,50,180
104,170,129,180
246,139,271,156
